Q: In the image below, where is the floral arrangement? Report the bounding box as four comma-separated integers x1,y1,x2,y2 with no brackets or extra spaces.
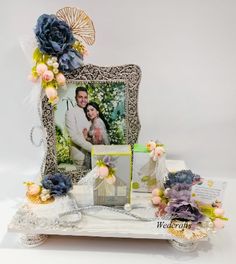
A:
151,170,228,240
146,140,165,161
96,156,116,184
28,7,95,105
24,173,72,204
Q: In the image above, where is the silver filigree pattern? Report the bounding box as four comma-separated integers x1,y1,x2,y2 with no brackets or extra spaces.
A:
169,239,199,252
20,234,48,247
42,64,141,181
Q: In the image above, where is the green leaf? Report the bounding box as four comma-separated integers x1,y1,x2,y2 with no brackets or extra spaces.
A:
147,177,157,187
198,204,229,221
96,160,105,167
43,54,50,63
132,182,140,189
109,167,116,175
141,175,150,182
33,48,43,62
218,216,229,221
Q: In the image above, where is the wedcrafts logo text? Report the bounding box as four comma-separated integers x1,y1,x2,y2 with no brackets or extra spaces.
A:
156,216,192,229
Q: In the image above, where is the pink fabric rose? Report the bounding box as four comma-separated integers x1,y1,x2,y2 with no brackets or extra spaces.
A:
97,165,109,178
42,70,54,82
28,184,41,196
154,146,165,158
45,87,57,99
152,196,161,205
36,63,48,76
56,73,66,86
152,188,162,197
45,87,59,105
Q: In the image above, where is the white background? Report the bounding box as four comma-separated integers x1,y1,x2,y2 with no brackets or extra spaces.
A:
0,0,236,263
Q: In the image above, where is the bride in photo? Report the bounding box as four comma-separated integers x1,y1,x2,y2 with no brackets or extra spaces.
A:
83,102,110,145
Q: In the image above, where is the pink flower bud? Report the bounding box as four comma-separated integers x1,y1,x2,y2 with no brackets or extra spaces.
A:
28,184,41,196
154,146,165,159
152,196,161,205
213,218,225,229
214,208,224,216
152,188,162,197
56,73,66,86
42,70,54,82
97,165,109,178
36,63,48,76
28,73,38,83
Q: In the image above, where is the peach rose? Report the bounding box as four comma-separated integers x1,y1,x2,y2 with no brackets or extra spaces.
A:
45,87,57,99
36,63,48,76
97,165,109,179
152,196,161,205
152,188,162,197
154,146,165,159
28,184,41,196
45,87,59,105
42,70,54,82
56,73,66,86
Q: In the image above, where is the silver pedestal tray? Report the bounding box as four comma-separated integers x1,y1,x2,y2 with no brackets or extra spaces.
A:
8,192,206,251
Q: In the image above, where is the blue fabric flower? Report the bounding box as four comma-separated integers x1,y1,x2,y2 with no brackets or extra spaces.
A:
164,170,201,188
35,14,75,55
58,49,83,72
42,173,72,196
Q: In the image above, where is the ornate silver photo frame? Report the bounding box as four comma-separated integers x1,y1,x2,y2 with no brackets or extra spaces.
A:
42,64,141,182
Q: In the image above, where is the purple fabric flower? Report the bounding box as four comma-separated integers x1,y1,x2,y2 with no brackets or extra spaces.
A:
165,200,204,223
103,156,115,168
103,156,111,165
35,14,75,55
166,183,192,202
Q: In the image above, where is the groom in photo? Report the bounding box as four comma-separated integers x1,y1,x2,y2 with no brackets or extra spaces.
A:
65,87,92,169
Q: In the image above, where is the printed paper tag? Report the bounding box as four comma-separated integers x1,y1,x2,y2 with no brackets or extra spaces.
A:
191,179,227,204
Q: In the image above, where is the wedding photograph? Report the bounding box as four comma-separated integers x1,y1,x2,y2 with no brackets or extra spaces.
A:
55,81,127,171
